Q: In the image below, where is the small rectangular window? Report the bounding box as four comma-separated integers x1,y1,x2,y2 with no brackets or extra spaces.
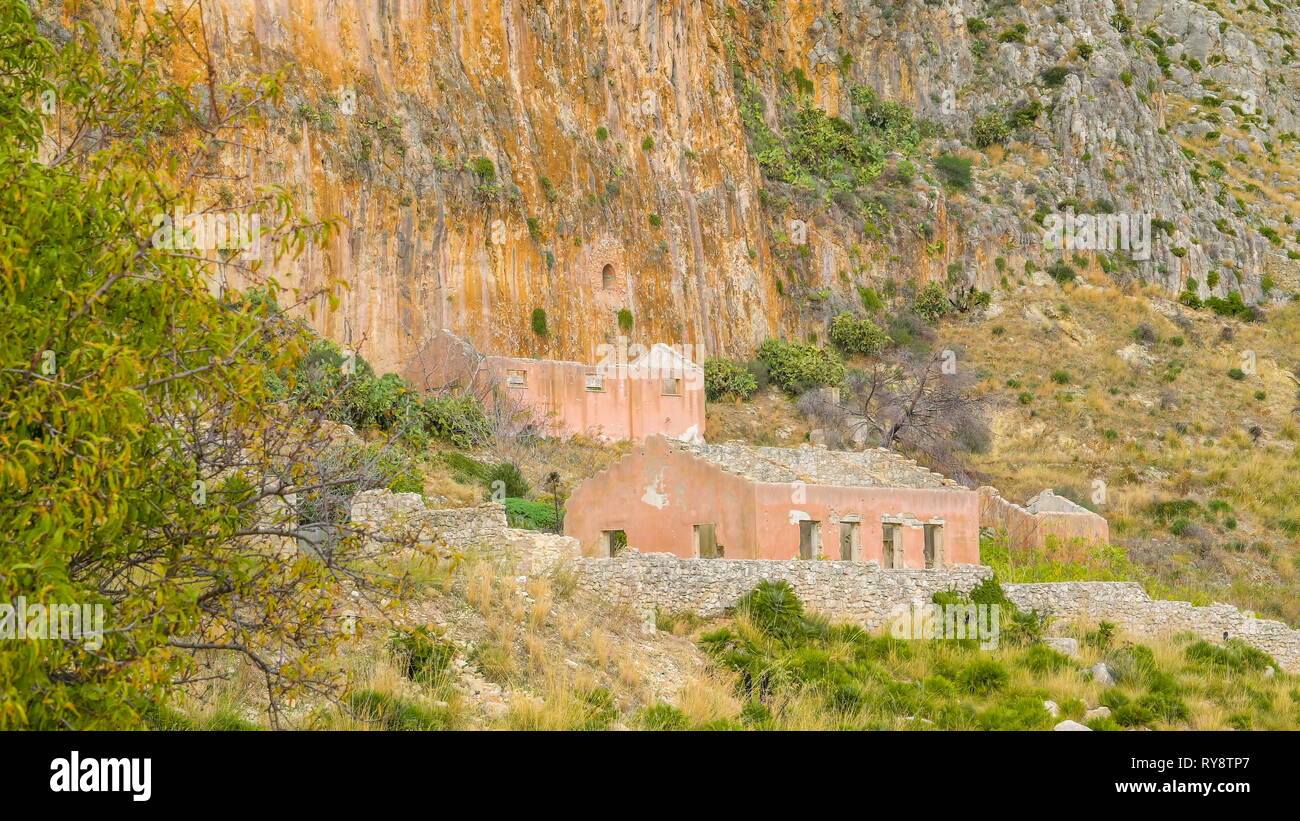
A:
602,529,628,557
694,523,718,559
505,369,527,389
585,373,603,392
661,377,682,396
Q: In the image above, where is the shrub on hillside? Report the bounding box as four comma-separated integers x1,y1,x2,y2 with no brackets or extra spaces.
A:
531,307,549,336
483,461,529,499
1204,292,1257,321
704,356,760,401
1112,701,1155,727
935,575,1043,646
504,497,559,531
421,395,492,449
387,626,455,684
828,313,890,355
857,285,885,312
755,338,845,394
971,111,1011,147
1041,66,1071,87
343,371,411,429
957,659,1009,695
1020,644,1072,673
348,689,452,730
977,695,1052,730
912,282,951,322
935,152,973,190
1137,691,1190,723
296,442,424,526
1046,262,1076,284
638,703,689,730
735,579,809,643
1185,639,1275,673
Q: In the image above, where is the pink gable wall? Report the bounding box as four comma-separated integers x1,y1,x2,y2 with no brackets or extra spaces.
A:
488,355,704,442
564,436,756,557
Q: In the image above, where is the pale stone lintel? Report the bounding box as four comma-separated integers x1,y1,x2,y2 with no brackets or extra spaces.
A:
882,513,925,528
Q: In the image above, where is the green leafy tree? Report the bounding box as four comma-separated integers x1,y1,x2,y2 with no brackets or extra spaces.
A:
0,2,425,728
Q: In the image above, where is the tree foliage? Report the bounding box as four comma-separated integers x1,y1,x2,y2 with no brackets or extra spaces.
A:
0,1,430,728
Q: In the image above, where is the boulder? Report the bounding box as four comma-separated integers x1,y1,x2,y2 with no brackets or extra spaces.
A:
1089,661,1116,685
1054,719,1092,731
1044,637,1080,658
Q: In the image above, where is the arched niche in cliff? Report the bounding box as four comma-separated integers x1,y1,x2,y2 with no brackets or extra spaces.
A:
586,239,629,312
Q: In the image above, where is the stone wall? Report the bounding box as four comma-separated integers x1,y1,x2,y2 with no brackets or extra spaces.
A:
348,490,1300,672
1003,582,1300,672
571,551,993,628
566,552,1300,672
349,489,581,570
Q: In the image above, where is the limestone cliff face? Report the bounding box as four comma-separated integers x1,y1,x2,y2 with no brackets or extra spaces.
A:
47,0,1300,373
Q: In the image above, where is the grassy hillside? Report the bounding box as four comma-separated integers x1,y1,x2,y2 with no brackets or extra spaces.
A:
950,272,1300,623
153,565,1298,731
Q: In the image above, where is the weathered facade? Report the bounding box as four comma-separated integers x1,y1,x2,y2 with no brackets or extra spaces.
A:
978,487,1110,559
405,330,705,442
564,435,981,566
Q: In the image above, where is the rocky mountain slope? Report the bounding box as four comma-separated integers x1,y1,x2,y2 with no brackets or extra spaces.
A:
42,0,1300,372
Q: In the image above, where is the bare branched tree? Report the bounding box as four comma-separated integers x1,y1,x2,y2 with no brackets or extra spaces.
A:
801,346,991,475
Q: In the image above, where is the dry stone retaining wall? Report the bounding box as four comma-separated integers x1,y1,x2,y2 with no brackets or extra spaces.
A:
567,553,1300,672
1003,582,1300,672
571,552,992,629
349,491,1300,671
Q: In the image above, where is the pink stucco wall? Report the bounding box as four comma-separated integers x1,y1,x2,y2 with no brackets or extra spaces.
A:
564,436,757,557
401,330,704,443
977,487,1109,559
487,355,704,442
565,437,981,566
751,483,980,565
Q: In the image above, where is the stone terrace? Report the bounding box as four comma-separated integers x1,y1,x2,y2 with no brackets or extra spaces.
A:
675,442,960,489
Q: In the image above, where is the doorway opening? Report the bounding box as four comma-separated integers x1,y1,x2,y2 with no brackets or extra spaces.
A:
798,520,820,560
839,520,861,561
694,523,718,558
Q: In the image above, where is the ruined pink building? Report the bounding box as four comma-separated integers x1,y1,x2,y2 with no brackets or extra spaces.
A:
978,487,1110,560
404,332,704,443
565,435,982,566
